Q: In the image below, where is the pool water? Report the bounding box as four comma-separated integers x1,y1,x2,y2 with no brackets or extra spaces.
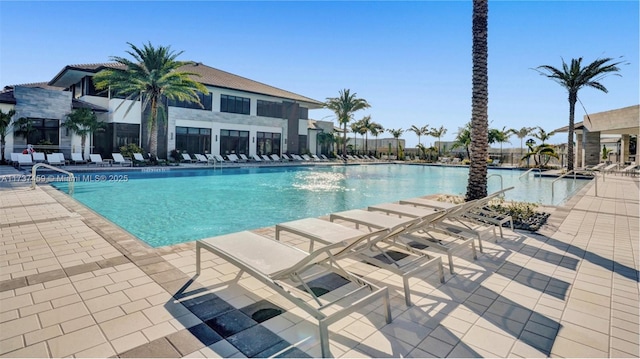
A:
52,165,589,247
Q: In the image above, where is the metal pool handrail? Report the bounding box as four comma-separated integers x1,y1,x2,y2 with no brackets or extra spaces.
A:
487,173,503,191
31,163,75,195
519,167,542,180
552,170,597,198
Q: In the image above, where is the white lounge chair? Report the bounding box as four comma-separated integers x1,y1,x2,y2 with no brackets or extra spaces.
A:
10,153,20,167
17,154,34,169
282,154,292,161
252,154,262,162
213,154,226,163
32,152,46,163
603,163,619,173
194,154,209,164
71,153,86,165
328,209,446,306
195,230,392,357
616,163,638,176
238,154,250,162
181,153,195,163
586,162,606,171
227,154,240,163
301,154,313,161
112,153,133,167
311,154,323,161
53,153,69,165
89,154,108,167
46,153,64,166
133,153,149,166
261,154,272,162
292,154,304,161
367,203,477,274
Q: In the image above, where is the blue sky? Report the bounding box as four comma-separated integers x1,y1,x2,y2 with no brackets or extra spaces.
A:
1,1,638,147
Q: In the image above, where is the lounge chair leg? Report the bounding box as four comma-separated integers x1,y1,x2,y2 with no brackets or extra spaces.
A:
383,288,392,324
477,237,484,253
471,241,478,260
319,321,331,358
195,243,201,276
403,276,412,307
447,253,455,274
438,261,445,283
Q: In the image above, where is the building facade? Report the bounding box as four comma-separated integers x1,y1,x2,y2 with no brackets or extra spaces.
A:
1,62,329,160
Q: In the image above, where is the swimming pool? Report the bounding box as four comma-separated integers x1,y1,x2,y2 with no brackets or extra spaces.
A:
51,165,589,247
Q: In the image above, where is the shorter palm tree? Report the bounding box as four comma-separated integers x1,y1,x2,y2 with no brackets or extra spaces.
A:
430,126,447,158
488,126,512,162
386,128,404,159
452,123,471,160
510,126,535,166
0,109,16,164
13,117,39,143
368,122,384,157
63,108,106,156
324,89,370,156
522,140,559,168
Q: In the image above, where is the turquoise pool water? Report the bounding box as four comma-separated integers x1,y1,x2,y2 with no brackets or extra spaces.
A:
52,165,589,247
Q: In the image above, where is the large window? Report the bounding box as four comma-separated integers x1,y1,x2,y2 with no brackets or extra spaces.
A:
14,118,59,146
168,92,213,111
93,123,140,159
176,127,211,154
220,129,249,156
220,95,250,115
257,100,283,118
257,132,281,155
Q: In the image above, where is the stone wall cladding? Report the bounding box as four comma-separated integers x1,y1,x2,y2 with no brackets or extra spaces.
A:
169,107,284,127
14,86,71,121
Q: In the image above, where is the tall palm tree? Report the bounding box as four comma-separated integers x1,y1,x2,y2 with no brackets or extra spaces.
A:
93,42,208,158
350,119,365,154
369,122,384,157
409,125,430,149
509,126,534,166
324,89,370,156
387,128,404,158
536,56,623,171
359,115,375,154
430,125,447,158
0,109,16,164
63,108,106,156
466,0,489,201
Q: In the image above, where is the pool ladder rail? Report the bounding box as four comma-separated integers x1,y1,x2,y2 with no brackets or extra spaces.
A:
551,169,597,198
30,163,75,195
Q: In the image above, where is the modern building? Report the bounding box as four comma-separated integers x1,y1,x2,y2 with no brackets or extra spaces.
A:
554,105,639,167
0,62,330,160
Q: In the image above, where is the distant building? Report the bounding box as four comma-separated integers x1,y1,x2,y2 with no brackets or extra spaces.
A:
0,62,327,160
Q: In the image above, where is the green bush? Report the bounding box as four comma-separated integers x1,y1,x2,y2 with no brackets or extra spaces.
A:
119,143,144,158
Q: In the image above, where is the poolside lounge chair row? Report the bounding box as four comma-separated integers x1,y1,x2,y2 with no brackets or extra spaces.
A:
9,152,148,169
178,152,334,165
194,187,514,357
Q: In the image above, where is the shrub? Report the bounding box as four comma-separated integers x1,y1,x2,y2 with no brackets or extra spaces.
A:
119,143,144,158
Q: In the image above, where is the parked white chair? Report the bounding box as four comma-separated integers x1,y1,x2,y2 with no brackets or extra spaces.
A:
32,152,46,163
181,153,195,163
89,154,108,167
46,153,64,166
112,153,133,167
71,153,86,165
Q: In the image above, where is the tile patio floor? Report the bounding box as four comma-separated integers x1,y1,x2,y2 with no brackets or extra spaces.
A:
0,165,638,358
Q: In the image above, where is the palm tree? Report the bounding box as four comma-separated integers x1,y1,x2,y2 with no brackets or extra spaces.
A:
386,128,404,158
522,139,559,168
452,123,472,160
316,131,335,156
532,126,553,144
536,56,624,171
466,0,489,201
324,89,370,156
350,119,365,155
13,117,39,143
0,109,16,164
63,108,106,156
430,125,447,158
409,125,430,149
488,126,511,162
509,126,535,166
93,42,208,158
358,115,376,154
369,122,384,157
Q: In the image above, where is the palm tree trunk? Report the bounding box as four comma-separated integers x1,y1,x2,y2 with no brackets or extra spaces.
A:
342,123,347,157
466,0,489,201
81,135,86,155
567,91,577,171
149,96,159,157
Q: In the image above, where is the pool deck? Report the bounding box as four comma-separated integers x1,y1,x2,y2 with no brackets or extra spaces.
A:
0,164,638,358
